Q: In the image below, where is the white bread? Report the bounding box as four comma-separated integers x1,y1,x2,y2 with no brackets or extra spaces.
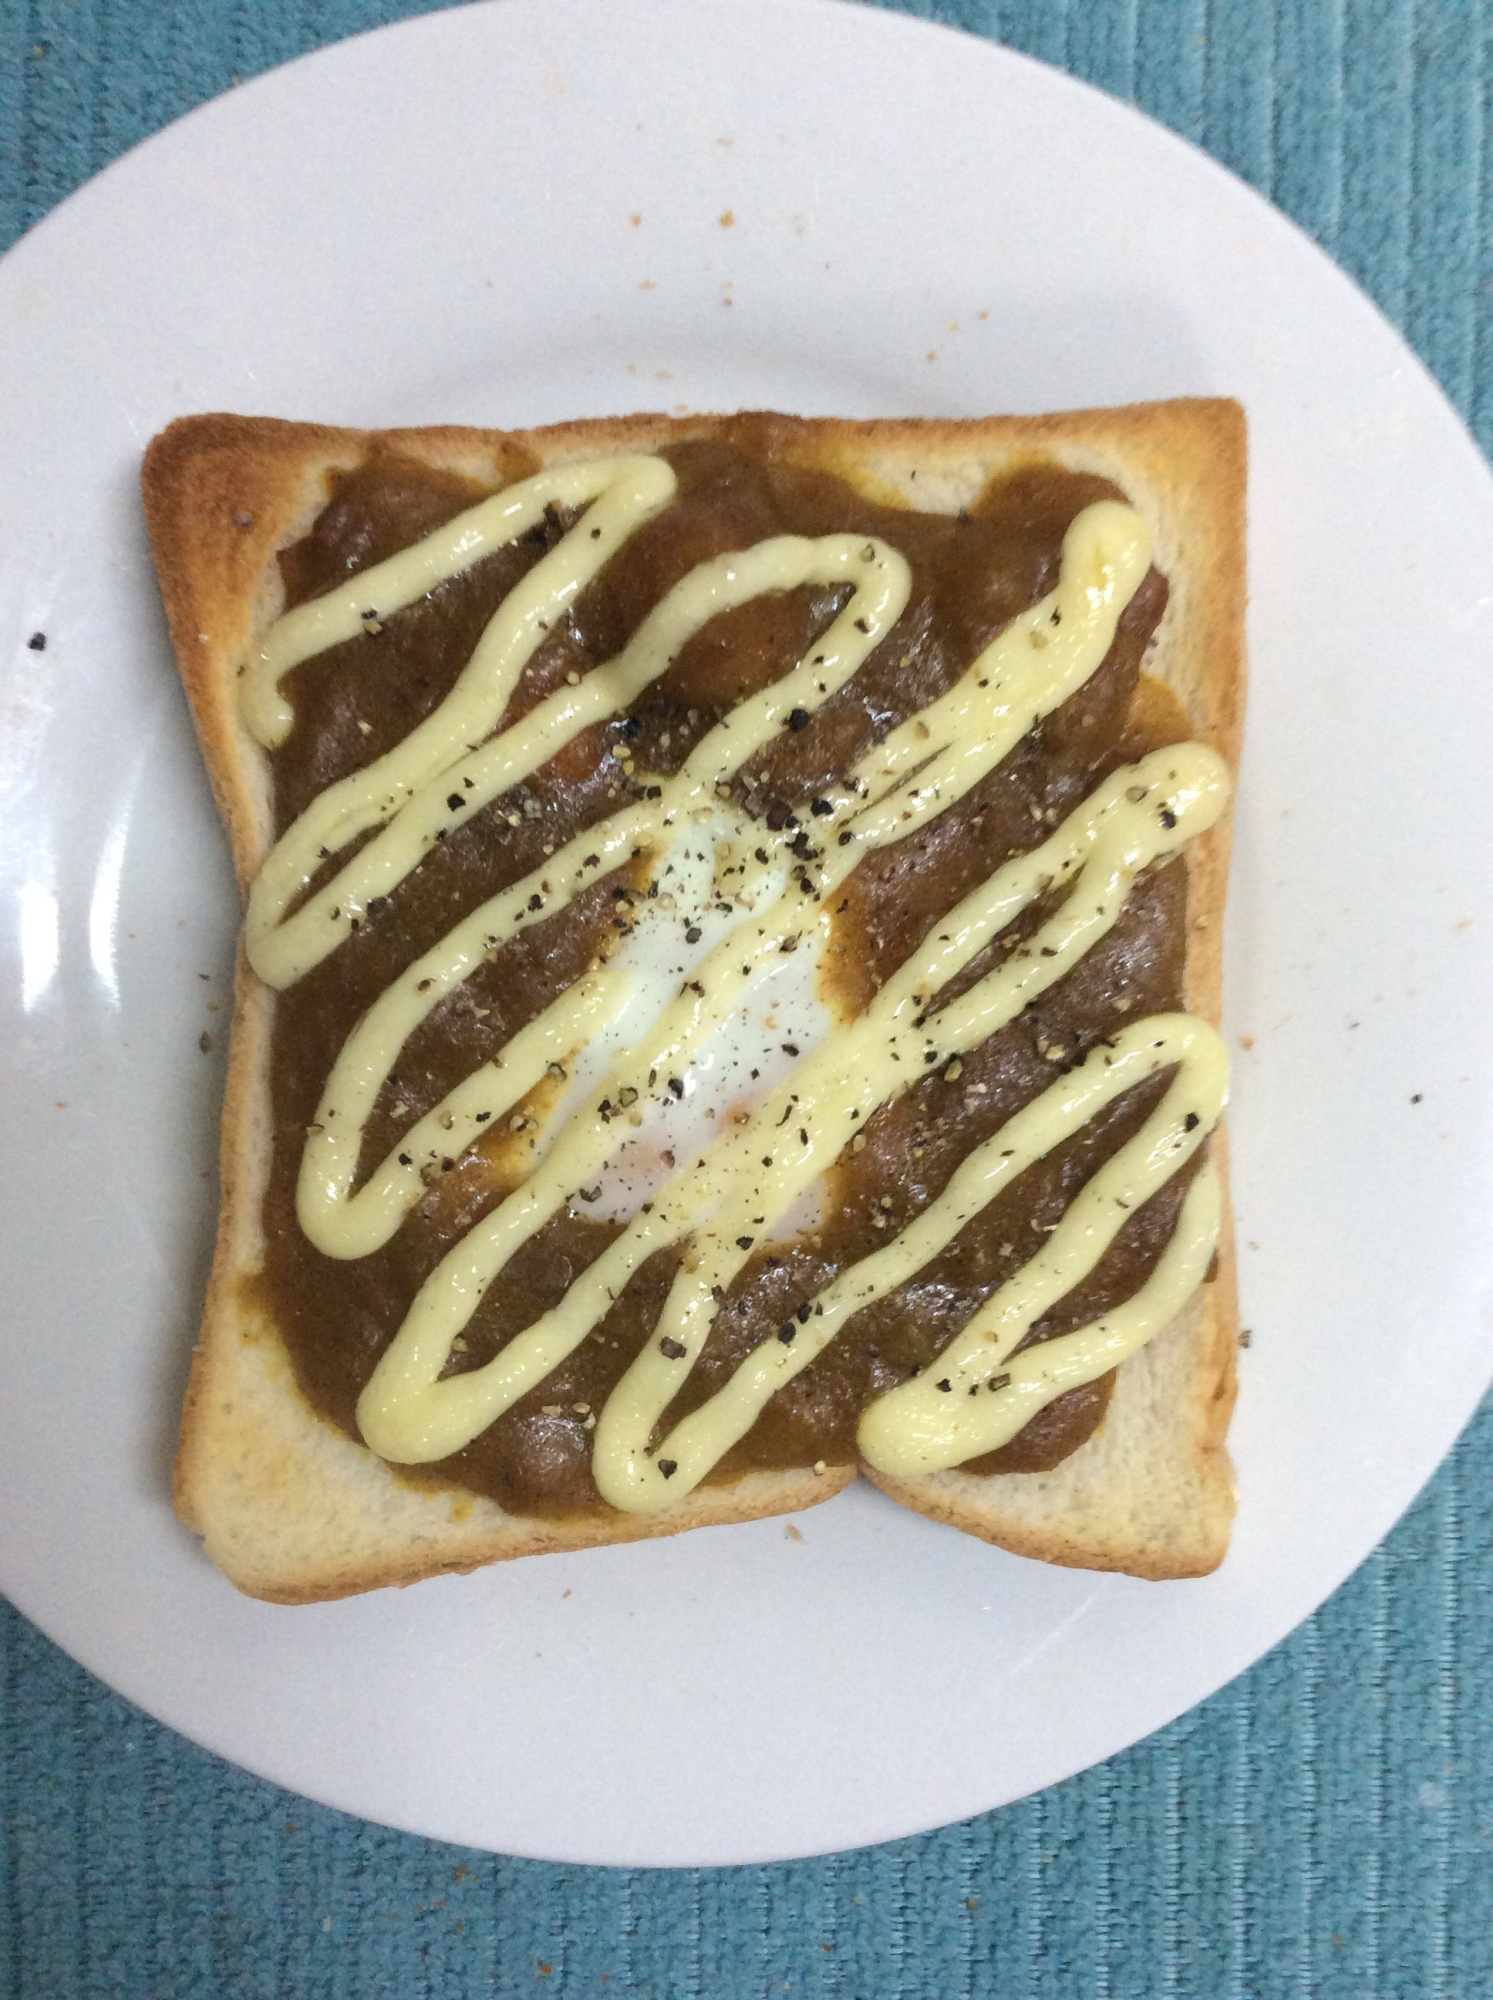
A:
142,404,1245,1601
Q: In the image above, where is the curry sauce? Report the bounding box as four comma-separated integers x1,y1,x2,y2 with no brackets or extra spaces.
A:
256,425,1202,1516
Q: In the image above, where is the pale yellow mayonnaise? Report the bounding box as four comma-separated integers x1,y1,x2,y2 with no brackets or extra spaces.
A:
240,460,1229,1503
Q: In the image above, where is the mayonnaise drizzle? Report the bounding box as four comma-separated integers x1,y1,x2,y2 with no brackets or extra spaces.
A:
602,1016,1226,1502
588,783,1227,1509
360,734,1225,1465
292,530,911,1254
245,456,678,986
240,458,1230,1499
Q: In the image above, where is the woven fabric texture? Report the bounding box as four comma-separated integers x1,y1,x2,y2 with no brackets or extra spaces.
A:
2,2,1491,1995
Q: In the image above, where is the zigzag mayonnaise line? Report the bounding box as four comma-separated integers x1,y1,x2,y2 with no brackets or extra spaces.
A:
605,1016,1226,1499
590,798,1227,1510
287,498,1142,1254
357,735,1224,1466
239,464,1230,1498
288,527,909,1252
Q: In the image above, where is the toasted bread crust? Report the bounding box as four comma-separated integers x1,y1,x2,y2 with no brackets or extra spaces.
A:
144,403,1245,1599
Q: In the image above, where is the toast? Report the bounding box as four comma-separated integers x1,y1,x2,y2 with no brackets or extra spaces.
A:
143,403,1245,1602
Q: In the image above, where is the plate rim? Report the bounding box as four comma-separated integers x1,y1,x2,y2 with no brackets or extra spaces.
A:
2,0,1492,1864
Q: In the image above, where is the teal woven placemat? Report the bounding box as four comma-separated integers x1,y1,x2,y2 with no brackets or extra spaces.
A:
3,3,1491,1994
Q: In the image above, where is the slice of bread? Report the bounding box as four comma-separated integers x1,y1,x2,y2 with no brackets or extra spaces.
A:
143,403,1245,1602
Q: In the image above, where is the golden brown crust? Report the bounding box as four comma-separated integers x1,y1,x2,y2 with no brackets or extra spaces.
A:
145,402,1245,1599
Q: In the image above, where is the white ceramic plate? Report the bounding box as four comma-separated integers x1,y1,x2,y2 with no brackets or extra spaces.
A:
2,0,1490,1867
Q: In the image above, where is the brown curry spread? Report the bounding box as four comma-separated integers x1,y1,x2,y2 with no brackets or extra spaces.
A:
258,422,1197,1516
